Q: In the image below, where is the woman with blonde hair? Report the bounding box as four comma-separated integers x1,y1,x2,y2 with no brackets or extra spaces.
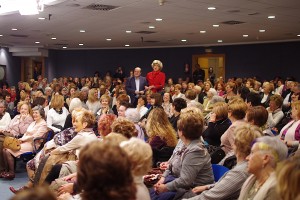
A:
146,108,177,165
86,88,101,115
146,60,166,93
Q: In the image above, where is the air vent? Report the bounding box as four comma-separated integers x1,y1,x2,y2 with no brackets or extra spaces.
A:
248,12,260,16
144,40,160,43
83,4,119,11
221,20,245,25
135,31,156,34
10,34,28,38
140,21,151,24
228,10,240,13
54,43,68,46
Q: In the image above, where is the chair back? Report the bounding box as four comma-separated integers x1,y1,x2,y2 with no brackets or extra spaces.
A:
212,164,229,182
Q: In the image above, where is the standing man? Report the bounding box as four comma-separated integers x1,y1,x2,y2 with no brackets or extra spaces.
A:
126,67,148,106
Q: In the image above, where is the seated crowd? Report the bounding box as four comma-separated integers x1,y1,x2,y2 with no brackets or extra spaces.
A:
0,59,299,200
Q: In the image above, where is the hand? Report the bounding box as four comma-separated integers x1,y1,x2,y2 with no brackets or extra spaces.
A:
58,183,74,196
21,113,28,120
57,193,72,200
155,176,165,185
154,183,168,194
209,113,216,122
135,90,140,95
192,185,208,194
159,162,169,170
139,91,144,95
62,173,77,182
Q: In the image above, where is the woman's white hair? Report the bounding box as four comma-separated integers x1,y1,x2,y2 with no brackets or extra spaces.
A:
125,108,140,123
69,98,82,113
151,60,163,70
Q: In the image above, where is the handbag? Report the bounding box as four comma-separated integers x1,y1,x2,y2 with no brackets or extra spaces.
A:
3,136,21,151
204,144,225,164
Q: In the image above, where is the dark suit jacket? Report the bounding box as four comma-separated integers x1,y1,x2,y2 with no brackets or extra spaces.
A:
126,76,148,102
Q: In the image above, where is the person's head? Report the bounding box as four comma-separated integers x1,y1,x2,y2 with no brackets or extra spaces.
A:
233,124,262,158
204,81,211,91
10,186,56,200
269,94,283,111
73,110,95,132
45,87,52,96
118,104,128,117
32,105,46,120
100,94,110,107
276,155,300,200
226,81,236,94
121,138,152,176
215,81,225,91
263,82,274,94
146,108,177,147
0,99,7,114
188,82,195,90
78,141,136,200
69,97,82,113
245,92,262,108
98,114,117,136
50,94,64,110
163,92,172,103
32,96,46,108
246,106,268,127
246,78,255,89
151,60,163,71
134,67,141,78
87,88,98,102
177,111,204,140
237,86,250,101
17,101,32,115
227,97,248,120
111,117,137,138
291,100,300,120
172,97,187,113
212,102,228,121
185,89,197,101
174,84,182,95
291,91,300,102
137,95,147,106
247,136,288,174
125,108,140,123
116,94,130,109
150,93,162,106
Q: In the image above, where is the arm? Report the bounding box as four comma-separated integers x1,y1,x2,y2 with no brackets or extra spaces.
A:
46,110,62,132
0,113,11,131
125,78,136,95
267,111,284,128
52,134,82,154
18,115,34,135
152,73,165,91
20,121,48,142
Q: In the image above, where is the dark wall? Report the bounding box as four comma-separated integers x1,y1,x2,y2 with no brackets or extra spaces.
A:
0,47,21,87
47,41,300,82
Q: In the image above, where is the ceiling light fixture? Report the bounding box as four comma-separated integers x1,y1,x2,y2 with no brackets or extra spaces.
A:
0,35,3,37
200,30,206,33
125,44,130,47
38,17,45,20
79,43,83,46
62,46,67,49
181,39,187,42
35,41,40,44
259,29,266,33
208,7,216,10
213,24,219,27
268,15,275,19
106,38,112,41
51,37,56,40
156,18,162,21
80,30,86,33
11,28,18,31
126,30,132,33
243,35,249,37
149,26,155,29
217,40,223,43
297,34,300,37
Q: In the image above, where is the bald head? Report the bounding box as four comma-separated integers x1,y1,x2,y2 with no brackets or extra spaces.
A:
134,67,141,78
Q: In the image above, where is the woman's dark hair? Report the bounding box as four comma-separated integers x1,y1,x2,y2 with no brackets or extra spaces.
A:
246,92,262,107
78,141,136,200
246,106,268,127
32,96,46,107
237,86,250,101
138,95,147,106
172,98,187,112
150,93,162,106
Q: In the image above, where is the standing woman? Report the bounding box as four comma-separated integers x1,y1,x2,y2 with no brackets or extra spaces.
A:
146,60,166,93
238,137,288,200
2,105,48,179
47,95,69,133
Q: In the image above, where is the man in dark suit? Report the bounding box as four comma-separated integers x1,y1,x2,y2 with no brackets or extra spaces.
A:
126,67,148,106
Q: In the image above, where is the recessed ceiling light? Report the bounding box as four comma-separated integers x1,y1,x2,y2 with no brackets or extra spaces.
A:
79,43,83,46
297,34,300,37
125,44,130,47
35,41,40,44
259,29,266,33
243,35,249,37
200,30,206,33
62,46,67,49
149,26,155,29
217,40,223,43
106,38,112,41
11,28,17,31
208,7,216,10
79,30,86,33
51,37,56,40
268,15,275,19
126,30,132,33
213,24,219,27
181,39,187,42
156,18,163,21
38,17,45,20
0,35,3,37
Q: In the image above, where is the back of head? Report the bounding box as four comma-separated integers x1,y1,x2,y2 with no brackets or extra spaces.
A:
111,117,137,138
177,111,204,140
78,141,136,200
246,92,262,107
172,97,187,113
10,186,56,200
69,98,82,113
246,106,268,127
125,108,140,123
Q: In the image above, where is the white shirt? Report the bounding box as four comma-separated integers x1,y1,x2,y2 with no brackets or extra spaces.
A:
135,77,140,92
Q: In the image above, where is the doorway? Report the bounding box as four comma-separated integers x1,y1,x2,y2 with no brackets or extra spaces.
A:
21,57,45,81
192,54,225,84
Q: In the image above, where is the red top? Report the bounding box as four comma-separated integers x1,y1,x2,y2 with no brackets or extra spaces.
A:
146,71,166,93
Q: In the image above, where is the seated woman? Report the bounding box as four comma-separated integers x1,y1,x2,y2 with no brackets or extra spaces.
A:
97,114,117,138
145,108,177,165
169,98,187,132
238,136,288,200
202,102,231,146
111,117,137,139
140,93,163,121
47,95,69,133
172,84,185,101
162,93,173,118
86,88,101,115
266,95,284,129
136,95,148,118
2,105,48,180
279,100,300,149
125,108,145,140
152,110,214,200
246,106,272,136
95,94,114,118
185,124,262,200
